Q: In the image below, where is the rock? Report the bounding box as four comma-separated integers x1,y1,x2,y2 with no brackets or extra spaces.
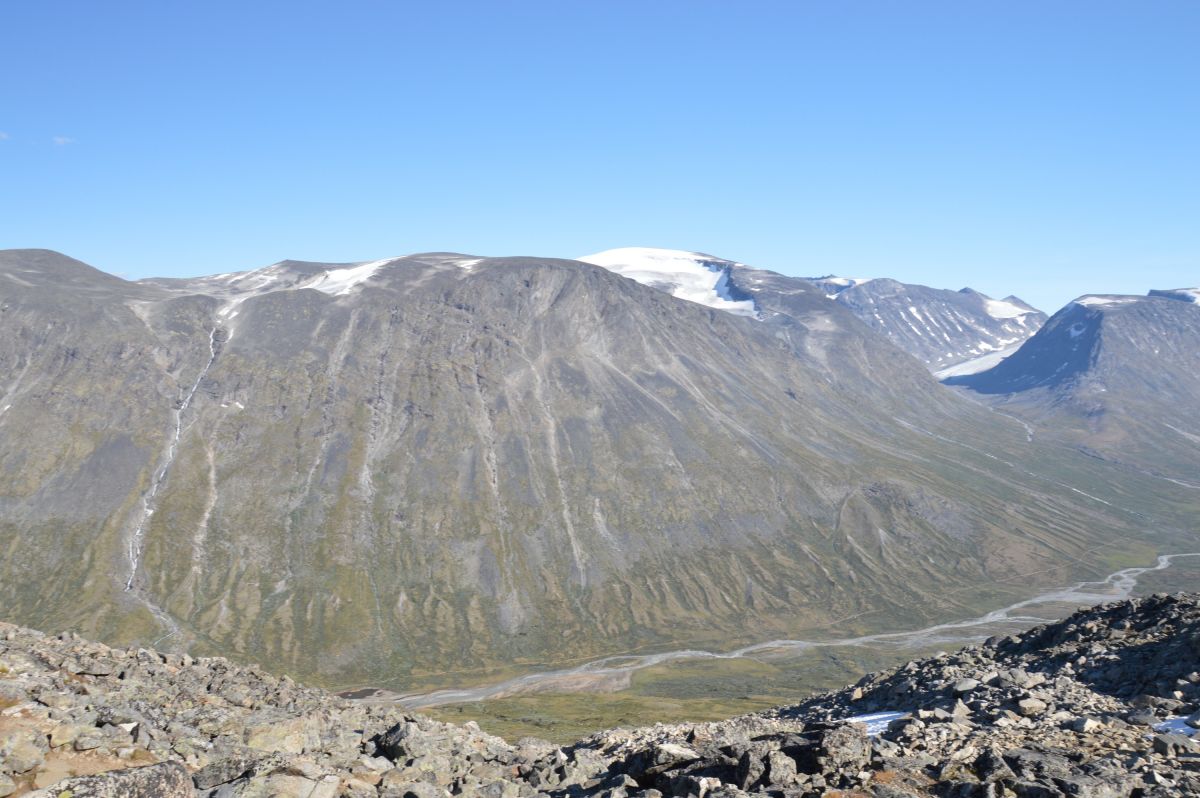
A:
74,730,107,751
975,747,1017,783
652,743,699,770
734,747,767,790
1072,716,1104,733
193,755,261,789
49,723,84,748
343,777,380,798
245,715,310,754
0,774,14,798
766,749,797,785
954,678,980,695
378,781,447,798
815,724,870,772
265,773,340,798
0,728,47,773
29,761,193,797
1016,698,1047,717
376,721,421,761
1153,733,1199,757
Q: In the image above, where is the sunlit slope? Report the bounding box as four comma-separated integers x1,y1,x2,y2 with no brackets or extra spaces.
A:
0,249,1191,689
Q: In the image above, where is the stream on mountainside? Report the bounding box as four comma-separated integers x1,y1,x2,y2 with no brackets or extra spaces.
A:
124,327,222,645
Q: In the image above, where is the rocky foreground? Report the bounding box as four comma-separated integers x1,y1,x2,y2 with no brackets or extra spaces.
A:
4,595,1200,797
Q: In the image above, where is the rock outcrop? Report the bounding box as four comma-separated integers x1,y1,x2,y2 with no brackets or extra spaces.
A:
6,592,1200,796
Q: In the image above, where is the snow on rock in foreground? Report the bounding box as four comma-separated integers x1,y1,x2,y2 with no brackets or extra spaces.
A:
842,710,909,736
578,247,759,317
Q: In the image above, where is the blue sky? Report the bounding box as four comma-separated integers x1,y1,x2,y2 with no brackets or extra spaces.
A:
2,1,1197,313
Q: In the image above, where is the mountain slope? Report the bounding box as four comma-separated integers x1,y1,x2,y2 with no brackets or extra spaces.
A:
946,290,1200,485
809,276,1046,373
577,250,1046,374
0,249,1189,690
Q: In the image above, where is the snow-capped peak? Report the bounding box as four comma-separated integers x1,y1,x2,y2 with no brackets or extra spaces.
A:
577,247,758,317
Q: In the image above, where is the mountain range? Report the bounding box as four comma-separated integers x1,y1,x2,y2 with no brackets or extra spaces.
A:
945,287,1200,487
0,247,1194,693
806,275,1046,375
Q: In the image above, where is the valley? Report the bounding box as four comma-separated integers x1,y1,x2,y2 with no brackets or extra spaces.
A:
408,550,1200,741
0,245,1197,750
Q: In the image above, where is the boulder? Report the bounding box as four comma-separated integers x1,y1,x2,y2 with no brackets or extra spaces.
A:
29,762,192,797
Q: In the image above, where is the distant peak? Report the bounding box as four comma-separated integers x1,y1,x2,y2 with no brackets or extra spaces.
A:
814,275,875,288
982,297,1037,319
1149,287,1200,304
804,275,876,299
577,247,758,317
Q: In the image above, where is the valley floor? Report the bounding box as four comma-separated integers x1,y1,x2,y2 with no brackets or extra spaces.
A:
413,552,1200,742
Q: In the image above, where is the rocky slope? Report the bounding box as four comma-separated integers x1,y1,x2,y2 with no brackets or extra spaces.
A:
0,249,1187,689
577,249,1047,375
945,290,1200,486
807,276,1046,374
6,592,1200,796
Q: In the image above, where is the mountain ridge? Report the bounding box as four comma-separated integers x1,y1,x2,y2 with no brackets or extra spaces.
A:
0,247,1192,692
944,288,1200,486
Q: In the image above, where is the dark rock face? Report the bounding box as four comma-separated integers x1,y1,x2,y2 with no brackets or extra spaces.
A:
8,592,1200,796
0,248,1156,687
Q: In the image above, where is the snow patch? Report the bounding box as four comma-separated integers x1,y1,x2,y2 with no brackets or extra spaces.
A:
578,247,758,317
301,257,400,296
843,711,909,736
935,342,1025,379
983,298,1032,319
1073,295,1138,308
1154,717,1198,737
822,276,874,288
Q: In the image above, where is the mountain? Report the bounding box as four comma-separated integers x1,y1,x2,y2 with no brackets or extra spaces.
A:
0,248,1188,690
1149,286,1200,304
578,249,1046,376
945,290,1200,485
808,275,1047,374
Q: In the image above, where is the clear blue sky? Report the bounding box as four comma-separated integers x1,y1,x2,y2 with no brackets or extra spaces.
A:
2,1,1197,313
